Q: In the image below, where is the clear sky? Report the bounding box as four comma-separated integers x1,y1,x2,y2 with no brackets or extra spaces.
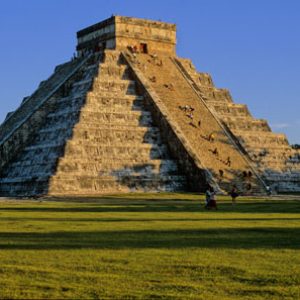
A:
0,0,299,143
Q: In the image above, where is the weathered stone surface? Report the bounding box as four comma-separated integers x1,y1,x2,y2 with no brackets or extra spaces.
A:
0,50,186,196
0,15,298,196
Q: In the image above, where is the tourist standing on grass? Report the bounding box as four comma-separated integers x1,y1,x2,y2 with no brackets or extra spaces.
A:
209,187,217,209
230,185,239,205
205,186,217,210
205,187,211,208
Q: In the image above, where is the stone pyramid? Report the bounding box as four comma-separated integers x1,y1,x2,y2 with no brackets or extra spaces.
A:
0,16,298,196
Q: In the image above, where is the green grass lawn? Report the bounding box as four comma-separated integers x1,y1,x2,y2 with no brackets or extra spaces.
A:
0,193,299,299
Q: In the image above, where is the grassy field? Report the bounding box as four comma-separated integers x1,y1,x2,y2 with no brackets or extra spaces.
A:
0,193,299,299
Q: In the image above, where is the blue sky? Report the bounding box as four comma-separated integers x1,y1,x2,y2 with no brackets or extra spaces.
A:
0,0,299,143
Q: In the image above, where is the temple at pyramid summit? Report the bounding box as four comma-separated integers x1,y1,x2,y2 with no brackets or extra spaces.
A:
0,15,299,196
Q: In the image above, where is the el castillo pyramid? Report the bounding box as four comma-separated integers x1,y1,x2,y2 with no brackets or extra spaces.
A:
0,16,299,196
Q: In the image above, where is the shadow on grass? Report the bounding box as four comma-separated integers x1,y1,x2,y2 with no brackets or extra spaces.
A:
0,200,299,214
1,217,300,223
0,227,299,250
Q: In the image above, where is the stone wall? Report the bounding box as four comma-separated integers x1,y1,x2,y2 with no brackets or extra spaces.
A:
77,16,176,55
115,16,176,54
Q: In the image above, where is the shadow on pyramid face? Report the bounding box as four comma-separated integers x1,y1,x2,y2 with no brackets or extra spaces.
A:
0,55,102,197
0,50,190,196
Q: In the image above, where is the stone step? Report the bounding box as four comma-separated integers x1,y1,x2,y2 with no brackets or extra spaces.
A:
259,167,300,175
78,110,153,126
64,142,169,159
9,148,63,165
80,69,98,81
86,94,143,102
0,175,50,184
100,63,127,71
94,76,135,84
47,106,150,118
32,128,73,145
42,115,80,131
256,156,297,163
93,82,134,92
24,142,65,151
69,81,93,95
70,128,162,144
72,78,94,87
237,135,288,146
49,174,187,193
264,173,300,181
269,183,300,193
234,130,287,138
7,156,181,179
19,141,168,160
39,123,158,134
0,175,187,196
39,124,158,134
1,159,180,179
0,168,53,180
87,103,144,113
56,159,179,175
7,157,178,171
258,164,298,171
242,142,289,150
25,139,166,150
99,64,130,79
202,88,232,102
85,97,144,111
0,176,187,189
8,157,177,169
83,64,98,71
55,93,86,104
47,107,79,118
0,168,186,185
208,101,247,109
256,157,300,169
210,103,251,117
103,50,122,63
247,146,293,154
0,181,48,197
52,173,186,181
222,117,270,132
54,97,86,111
37,121,152,137
80,104,145,113
74,123,155,131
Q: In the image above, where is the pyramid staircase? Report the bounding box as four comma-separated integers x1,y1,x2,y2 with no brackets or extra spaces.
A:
123,52,266,194
0,51,186,196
